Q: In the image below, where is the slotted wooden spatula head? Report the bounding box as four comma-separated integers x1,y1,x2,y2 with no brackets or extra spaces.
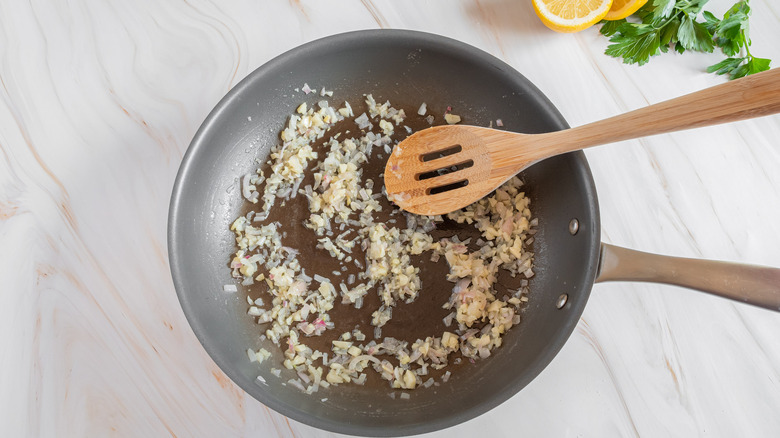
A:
387,69,780,216
384,125,533,216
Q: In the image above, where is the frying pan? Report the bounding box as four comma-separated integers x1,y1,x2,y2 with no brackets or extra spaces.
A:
168,30,780,436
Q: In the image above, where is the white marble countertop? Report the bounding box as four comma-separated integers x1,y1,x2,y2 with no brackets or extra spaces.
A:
3,1,780,436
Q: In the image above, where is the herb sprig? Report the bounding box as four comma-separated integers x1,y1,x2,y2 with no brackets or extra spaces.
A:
600,0,770,79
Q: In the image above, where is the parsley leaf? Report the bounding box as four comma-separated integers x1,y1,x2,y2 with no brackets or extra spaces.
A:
701,11,720,33
652,0,676,19
706,57,745,75
708,55,771,80
730,63,750,80
606,24,661,66
712,1,750,56
679,0,711,15
659,18,681,47
707,1,771,79
747,57,771,75
599,19,626,37
677,16,714,52
601,0,771,79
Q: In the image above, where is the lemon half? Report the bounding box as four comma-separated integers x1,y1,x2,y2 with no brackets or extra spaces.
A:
533,0,614,33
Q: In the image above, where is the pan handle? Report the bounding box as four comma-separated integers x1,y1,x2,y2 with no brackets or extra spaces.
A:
595,243,780,311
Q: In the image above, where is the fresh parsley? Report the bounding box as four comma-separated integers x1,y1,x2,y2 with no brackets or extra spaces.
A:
601,0,771,79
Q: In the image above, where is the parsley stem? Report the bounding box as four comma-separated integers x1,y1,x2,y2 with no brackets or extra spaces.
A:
652,13,678,31
741,29,752,59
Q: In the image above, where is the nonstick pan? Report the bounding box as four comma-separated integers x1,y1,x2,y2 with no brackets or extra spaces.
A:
168,30,780,436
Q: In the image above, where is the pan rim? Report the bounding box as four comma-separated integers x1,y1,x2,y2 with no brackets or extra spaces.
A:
168,29,601,436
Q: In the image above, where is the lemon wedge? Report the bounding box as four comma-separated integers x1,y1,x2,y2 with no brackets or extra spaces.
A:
604,0,648,20
533,0,614,33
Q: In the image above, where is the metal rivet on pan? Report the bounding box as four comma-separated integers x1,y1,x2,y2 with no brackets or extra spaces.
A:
556,294,568,309
568,218,579,235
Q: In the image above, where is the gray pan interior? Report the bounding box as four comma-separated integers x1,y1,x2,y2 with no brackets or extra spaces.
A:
168,30,601,436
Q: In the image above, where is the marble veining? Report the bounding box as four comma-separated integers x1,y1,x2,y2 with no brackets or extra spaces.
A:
2,0,780,437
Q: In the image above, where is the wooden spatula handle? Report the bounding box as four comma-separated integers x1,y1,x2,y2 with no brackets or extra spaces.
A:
538,68,780,157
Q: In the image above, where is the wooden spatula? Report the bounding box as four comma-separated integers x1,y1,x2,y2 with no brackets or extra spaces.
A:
385,68,780,216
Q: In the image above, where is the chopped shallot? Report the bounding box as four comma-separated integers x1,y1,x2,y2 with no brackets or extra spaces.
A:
229,92,536,394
